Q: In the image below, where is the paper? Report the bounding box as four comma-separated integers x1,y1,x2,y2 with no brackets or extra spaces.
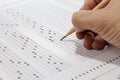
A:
0,0,120,80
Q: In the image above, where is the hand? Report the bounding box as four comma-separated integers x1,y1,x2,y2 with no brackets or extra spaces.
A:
73,0,118,50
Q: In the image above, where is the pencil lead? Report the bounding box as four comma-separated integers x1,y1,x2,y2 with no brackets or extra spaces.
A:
60,36,67,41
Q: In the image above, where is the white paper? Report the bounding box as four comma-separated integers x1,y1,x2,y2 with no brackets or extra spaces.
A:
0,0,119,80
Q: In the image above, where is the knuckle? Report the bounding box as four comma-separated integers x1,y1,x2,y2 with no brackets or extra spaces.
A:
92,12,106,32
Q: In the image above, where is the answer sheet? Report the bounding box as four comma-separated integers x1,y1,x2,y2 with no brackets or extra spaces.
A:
0,0,120,80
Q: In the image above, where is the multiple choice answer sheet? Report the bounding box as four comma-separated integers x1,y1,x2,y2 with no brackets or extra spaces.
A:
0,0,120,80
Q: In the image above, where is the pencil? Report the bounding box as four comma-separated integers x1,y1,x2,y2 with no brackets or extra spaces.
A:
60,0,111,41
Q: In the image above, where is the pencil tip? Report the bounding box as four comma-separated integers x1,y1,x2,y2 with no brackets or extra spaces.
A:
60,36,67,41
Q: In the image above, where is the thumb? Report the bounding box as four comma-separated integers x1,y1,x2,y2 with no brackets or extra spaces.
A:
80,0,97,10
72,10,104,32
80,0,102,10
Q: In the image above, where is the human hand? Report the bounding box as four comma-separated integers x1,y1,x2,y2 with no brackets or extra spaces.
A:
73,0,118,50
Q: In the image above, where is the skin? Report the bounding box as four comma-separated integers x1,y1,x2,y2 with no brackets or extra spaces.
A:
72,0,120,50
